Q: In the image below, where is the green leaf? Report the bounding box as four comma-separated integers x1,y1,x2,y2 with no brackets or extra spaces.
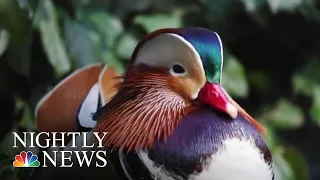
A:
0,130,23,157
0,0,32,77
114,0,175,14
248,71,271,92
266,0,303,13
300,0,320,21
240,0,263,12
311,86,320,126
64,17,96,68
0,0,30,44
283,147,309,180
16,0,36,13
0,128,38,159
292,59,320,127
102,50,125,74
0,28,10,58
264,99,304,130
273,147,295,180
0,152,28,180
222,53,248,98
238,0,270,26
34,0,71,77
206,0,239,20
110,0,151,13
0,153,18,180
19,105,36,131
292,73,315,96
292,58,320,96
134,10,183,33
81,9,123,48
79,8,124,70
116,31,138,60
205,0,243,33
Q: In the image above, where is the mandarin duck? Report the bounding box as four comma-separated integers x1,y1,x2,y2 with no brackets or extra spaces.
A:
32,27,274,180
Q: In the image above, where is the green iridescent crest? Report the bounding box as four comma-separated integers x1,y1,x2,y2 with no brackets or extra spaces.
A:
178,28,223,83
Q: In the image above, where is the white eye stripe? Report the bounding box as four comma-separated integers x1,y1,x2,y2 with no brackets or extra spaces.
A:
134,33,204,76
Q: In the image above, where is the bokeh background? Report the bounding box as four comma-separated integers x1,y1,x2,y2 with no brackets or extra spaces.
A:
0,0,320,179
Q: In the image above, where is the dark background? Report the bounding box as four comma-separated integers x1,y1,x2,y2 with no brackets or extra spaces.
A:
0,0,320,179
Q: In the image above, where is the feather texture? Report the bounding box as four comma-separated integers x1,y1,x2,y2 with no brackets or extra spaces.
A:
94,64,194,151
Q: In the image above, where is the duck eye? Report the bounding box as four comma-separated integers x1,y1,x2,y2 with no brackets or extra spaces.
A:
172,64,185,74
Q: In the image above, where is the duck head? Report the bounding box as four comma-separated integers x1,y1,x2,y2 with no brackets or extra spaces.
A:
94,27,265,151
132,28,237,118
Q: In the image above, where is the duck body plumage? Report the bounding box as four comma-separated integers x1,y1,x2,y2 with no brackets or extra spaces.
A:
32,27,274,180
115,107,274,180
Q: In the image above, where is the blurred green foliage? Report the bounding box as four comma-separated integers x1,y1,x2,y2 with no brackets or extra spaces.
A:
1,0,320,179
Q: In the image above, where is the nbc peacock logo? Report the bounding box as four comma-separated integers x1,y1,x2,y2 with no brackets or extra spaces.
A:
13,151,40,167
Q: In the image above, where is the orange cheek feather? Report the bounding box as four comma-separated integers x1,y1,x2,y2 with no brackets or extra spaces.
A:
168,76,202,102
